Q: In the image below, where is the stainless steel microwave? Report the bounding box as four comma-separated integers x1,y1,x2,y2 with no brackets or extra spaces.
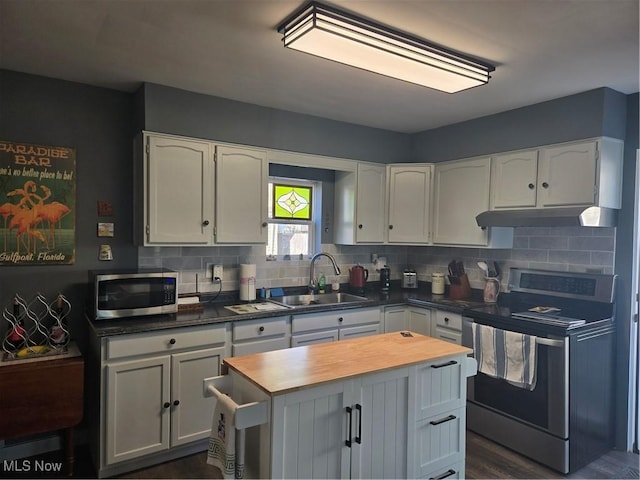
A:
90,269,178,319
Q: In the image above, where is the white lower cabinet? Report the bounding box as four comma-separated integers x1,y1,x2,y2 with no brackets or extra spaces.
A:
383,305,408,332
414,356,467,479
240,352,470,479
291,307,381,346
232,315,290,356
385,305,433,338
94,324,228,477
433,310,463,345
272,367,410,479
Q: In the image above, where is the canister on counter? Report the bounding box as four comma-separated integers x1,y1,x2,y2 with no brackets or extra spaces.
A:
431,272,445,295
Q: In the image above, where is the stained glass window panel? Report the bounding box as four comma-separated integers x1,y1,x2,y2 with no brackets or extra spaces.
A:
272,184,312,220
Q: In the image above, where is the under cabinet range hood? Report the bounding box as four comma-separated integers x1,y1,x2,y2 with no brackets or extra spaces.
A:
476,206,618,228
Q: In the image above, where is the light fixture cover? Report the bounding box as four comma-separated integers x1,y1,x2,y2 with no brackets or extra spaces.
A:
277,1,495,93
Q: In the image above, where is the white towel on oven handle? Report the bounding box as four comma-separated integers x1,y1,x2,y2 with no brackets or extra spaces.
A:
472,323,538,390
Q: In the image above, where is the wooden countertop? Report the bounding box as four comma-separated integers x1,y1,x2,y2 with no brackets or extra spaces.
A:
223,332,472,395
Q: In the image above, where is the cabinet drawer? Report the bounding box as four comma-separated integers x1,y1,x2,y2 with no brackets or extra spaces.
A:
421,461,464,480
291,329,339,347
291,307,380,333
106,324,226,360
416,407,465,478
416,357,465,419
232,316,289,341
433,327,462,345
232,336,290,356
339,323,380,340
435,311,462,331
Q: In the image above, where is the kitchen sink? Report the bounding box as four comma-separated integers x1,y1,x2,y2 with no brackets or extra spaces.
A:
268,292,368,308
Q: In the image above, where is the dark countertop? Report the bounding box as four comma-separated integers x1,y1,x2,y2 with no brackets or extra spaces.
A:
87,285,488,338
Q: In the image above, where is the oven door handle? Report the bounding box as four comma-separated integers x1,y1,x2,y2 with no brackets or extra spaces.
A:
535,337,565,348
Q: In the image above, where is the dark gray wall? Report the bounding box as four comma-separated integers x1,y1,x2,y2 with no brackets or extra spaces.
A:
410,88,628,162
614,92,639,449
0,69,136,350
137,83,412,163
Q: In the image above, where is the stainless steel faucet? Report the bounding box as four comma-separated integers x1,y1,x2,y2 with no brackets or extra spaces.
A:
309,252,341,293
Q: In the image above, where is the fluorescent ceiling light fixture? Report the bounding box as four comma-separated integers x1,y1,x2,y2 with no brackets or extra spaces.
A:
277,1,495,93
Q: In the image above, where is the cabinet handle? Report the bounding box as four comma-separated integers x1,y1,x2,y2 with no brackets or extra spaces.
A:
345,406,353,447
338,317,343,323
169,338,176,345
173,400,180,407
203,220,210,226
528,183,535,189
431,360,457,369
355,404,362,444
259,326,265,332
430,414,457,426
388,225,394,230
444,317,449,323
261,222,268,227
358,224,363,229
542,182,549,188
430,469,457,480
163,402,171,409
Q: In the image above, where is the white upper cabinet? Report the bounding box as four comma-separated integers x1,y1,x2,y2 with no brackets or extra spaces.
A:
537,138,623,208
355,163,386,243
334,162,386,245
490,138,623,211
432,157,491,246
142,134,214,245
135,132,267,246
387,164,433,244
491,149,539,209
214,145,268,244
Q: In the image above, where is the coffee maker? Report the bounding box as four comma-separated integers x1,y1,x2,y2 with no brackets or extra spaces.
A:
380,266,391,292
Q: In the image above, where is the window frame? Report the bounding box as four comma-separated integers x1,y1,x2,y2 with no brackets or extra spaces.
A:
267,177,320,258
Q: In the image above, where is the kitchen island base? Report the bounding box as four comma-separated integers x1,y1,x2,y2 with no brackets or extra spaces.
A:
211,332,476,479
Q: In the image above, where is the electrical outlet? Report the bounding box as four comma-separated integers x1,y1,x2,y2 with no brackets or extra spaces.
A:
205,263,214,279
213,265,223,281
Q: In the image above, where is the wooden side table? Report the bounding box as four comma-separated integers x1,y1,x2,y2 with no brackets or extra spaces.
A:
0,344,84,476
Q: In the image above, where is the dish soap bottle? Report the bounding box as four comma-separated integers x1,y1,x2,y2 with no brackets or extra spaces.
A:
318,273,326,294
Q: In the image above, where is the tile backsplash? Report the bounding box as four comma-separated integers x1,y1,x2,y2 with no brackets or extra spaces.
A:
138,227,616,295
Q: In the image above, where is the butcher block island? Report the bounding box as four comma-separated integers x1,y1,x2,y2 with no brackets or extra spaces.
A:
205,332,477,479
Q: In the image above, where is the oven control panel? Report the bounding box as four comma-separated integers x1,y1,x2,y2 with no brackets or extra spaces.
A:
509,268,615,302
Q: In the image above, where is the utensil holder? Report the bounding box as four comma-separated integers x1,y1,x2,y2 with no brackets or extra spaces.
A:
449,274,471,300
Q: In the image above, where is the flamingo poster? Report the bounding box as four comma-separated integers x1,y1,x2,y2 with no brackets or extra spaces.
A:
0,141,76,265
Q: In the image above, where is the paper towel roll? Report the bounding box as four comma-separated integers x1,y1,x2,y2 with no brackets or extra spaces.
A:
239,264,256,301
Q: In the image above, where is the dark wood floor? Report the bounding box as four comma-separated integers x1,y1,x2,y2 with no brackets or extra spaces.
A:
8,431,639,479
465,431,639,479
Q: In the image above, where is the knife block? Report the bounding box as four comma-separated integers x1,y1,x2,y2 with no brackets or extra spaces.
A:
449,274,471,300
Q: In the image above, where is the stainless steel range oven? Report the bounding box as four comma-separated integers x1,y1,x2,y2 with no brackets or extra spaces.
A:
462,268,616,474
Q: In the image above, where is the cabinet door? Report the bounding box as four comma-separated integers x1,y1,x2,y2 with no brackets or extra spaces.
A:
538,140,597,207
384,306,408,332
106,356,171,464
146,135,213,244
215,145,268,243
491,150,538,209
387,165,432,244
432,158,490,246
170,347,225,447
408,307,432,337
272,381,353,479
352,368,410,479
355,163,386,243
